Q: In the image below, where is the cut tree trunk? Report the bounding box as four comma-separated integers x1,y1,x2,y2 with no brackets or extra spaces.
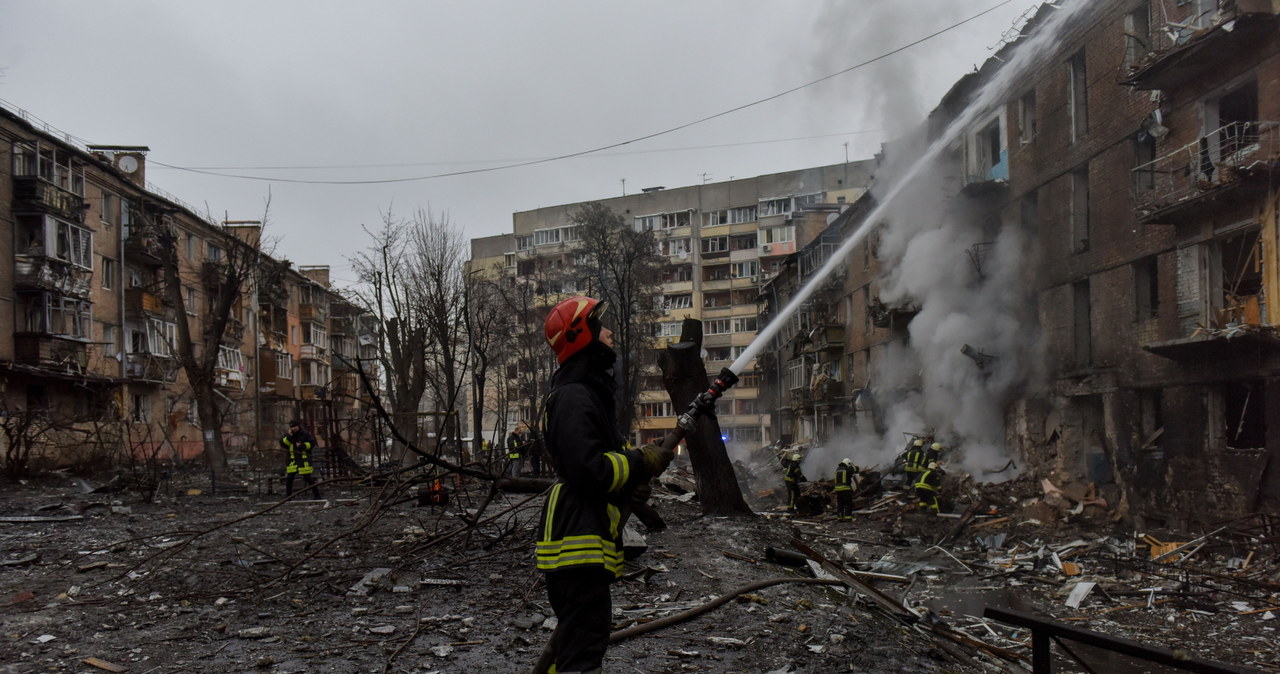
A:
657,318,752,517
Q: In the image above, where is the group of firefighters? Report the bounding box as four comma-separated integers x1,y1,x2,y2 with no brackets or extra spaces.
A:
779,435,948,518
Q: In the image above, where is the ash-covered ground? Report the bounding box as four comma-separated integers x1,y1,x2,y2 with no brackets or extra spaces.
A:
1,468,1275,673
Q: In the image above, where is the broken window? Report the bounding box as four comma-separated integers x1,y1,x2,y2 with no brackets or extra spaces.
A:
1139,388,1164,449
968,116,1006,182
1134,255,1160,321
660,211,691,229
1133,130,1157,193
1215,228,1263,326
1224,381,1266,450
662,264,693,284
1195,80,1260,183
1068,50,1088,143
1019,90,1037,144
759,198,792,217
17,293,92,339
701,236,729,254
1071,166,1090,253
1124,3,1151,66
1073,279,1092,367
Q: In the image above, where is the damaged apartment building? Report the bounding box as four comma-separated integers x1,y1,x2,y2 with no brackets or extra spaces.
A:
0,102,379,474
492,163,874,449
760,0,1280,526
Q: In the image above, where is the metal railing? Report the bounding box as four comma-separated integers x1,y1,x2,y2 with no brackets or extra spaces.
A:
985,606,1254,673
1132,121,1280,218
0,96,220,228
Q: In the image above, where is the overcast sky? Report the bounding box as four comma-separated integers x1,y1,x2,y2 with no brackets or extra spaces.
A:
0,1,1038,287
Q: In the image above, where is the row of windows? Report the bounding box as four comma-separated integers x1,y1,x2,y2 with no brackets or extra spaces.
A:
634,195,821,233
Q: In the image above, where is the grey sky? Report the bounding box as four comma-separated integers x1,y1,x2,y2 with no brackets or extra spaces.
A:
0,1,1037,286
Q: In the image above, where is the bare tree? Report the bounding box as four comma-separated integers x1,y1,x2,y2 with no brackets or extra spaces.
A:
151,202,266,487
413,213,471,463
348,209,472,465
490,257,565,453
569,202,666,434
465,274,507,462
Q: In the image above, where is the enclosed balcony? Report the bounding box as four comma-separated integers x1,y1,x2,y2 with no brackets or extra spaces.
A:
13,176,86,221
14,257,91,297
14,334,87,372
124,352,178,383
124,287,166,319
1132,121,1280,225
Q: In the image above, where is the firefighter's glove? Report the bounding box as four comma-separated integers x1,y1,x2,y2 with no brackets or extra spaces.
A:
629,481,653,505
638,443,674,477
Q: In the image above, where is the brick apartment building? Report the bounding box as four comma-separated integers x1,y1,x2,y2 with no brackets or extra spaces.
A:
0,102,378,475
761,0,1280,527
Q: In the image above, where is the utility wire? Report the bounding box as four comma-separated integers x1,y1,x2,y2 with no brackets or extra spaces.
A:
152,0,1017,186
156,130,885,172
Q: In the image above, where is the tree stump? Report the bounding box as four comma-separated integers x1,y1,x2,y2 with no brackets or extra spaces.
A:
657,318,753,517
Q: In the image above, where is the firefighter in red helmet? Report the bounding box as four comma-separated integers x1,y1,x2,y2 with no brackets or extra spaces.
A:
534,296,673,673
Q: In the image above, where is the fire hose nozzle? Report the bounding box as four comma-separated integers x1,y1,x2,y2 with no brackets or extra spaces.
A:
664,367,741,450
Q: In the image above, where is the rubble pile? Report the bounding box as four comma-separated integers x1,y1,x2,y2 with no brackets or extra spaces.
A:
0,469,1275,672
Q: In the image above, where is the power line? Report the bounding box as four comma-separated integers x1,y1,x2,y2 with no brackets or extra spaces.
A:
153,130,885,172
152,0,1017,186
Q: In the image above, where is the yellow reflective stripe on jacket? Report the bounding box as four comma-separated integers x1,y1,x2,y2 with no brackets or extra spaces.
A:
914,470,937,491
604,451,629,493
536,535,623,572
537,484,625,575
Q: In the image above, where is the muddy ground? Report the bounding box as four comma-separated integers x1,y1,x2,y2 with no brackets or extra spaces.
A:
1,468,1277,673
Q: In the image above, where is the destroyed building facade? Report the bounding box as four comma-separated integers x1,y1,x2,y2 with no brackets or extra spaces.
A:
0,103,380,473
758,0,1280,526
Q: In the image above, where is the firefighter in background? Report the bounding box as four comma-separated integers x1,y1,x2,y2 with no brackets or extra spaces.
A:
505,428,523,477
527,429,544,477
926,441,944,467
280,419,321,499
915,461,944,514
534,296,673,673
784,453,805,512
833,458,857,521
902,439,927,488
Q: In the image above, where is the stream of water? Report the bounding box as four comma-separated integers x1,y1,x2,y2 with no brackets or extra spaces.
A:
730,0,1088,375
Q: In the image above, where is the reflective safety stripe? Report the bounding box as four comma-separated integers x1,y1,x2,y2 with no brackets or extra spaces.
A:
604,452,629,493
536,535,623,574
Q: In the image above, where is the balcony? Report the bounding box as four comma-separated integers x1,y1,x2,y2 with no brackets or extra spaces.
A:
125,352,178,383
14,257,91,297
809,324,845,351
124,226,167,265
1133,121,1280,225
214,367,245,391
14,334,87,372
299,303,328,322
207,316,245,346
300,343,329,363
869,296,919,329
124,288,166,318
12,176,86,221
1123,7,1277,91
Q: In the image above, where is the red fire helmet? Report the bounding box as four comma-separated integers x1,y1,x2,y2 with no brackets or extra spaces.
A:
544,296,608,364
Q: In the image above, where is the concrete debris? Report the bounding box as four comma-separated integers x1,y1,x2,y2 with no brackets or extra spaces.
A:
347,567,393,596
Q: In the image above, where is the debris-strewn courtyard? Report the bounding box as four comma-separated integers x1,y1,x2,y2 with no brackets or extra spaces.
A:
2,468,1277,673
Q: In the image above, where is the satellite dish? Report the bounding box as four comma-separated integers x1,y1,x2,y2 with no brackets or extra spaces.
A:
678,250,689,260
117,156,139,174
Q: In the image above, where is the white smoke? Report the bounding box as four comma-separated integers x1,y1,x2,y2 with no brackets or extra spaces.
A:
801,2,1085,483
